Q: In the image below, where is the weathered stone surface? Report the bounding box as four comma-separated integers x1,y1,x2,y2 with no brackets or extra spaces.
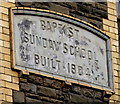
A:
71,85,82,94
94,91,102,99
82,88,94,98
50,3,69,14
92,8,107,18
43,78,62,89
20,78,27,83
18,2,33,6
77,4,92,13
62,85,71,92
26,97,42,103
85,13,102,21
95,2,107,11
13,91,25,103
17,2,50,9
89,19,103,29
37,86,57,98
26,93,39,99
13,73,109,104
20,83,37,93
64,2,77,9
43,78,54,87
93,99,107,104
56,90,70,101
42,101,54,104
28,75,43,85
70,93,88,103
16,2,108,29
38,96,63,103
51,80,62,89
53,2,77,9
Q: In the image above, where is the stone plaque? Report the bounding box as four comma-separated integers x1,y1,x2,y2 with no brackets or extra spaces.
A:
12,9,113,90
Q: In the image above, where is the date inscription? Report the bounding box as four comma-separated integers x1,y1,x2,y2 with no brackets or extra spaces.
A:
13,15,109,87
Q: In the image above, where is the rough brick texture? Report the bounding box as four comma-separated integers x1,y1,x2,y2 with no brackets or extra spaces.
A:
1,1,120,104
11,2,111,104
13,73,108,104
16,2,108,30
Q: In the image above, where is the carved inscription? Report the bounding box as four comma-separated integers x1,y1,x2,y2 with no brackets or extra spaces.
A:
13,15,109,87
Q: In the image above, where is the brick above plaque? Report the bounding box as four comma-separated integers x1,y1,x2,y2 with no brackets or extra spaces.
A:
11,9,113,91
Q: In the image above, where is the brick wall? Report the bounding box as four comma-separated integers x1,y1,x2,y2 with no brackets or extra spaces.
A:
13,73,108,103
103,2,120,104
0,1,19,103
0,1,119,104
16,2,108,30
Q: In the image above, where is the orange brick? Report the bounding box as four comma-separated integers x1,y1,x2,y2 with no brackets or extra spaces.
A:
114,28,118,34
2,21,9,28
113,58,118,64
0,7,8,14
0,88,4,94
0,40,3,47
110,95,119,101
5,82,19,90
111,39,119,46
0,47,10,54
108,2,116,9
103,19,115,27
115,34,119,40
114,23,118,28
0,26,2,33
0,80,6,87
109,27,115,33
0,53,4,60
114,89,119,95
113,64,119,70
109,100,115,103
112,52,119,58
5,95,13,102
108,8,114,15
112,45,117,52
0,34,10,41
114,76,119,83
12,77,19,84
114,10,117,16
0,94,5,100
2,14,8,21
3,54,10,61
5,89,12,96
116,47,119,53
103,25,109,31
0,88,12,96
4,68,18,77
0,74,11,82
2,27,9,35
3,41,10,48
0,13,2,19
0,101,5,103
0,67,5,74
105,32,116,39
114,83,119,89
0,60,11,68
108,14,117,22
9,0,15,3
1,1,15,7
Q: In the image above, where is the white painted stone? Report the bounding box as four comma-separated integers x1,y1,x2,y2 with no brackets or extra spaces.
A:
12,10,113,90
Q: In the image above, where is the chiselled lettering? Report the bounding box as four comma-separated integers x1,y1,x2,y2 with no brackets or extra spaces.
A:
15,16,109,88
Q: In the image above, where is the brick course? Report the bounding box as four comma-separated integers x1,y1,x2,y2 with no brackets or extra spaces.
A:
0,1,119,104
